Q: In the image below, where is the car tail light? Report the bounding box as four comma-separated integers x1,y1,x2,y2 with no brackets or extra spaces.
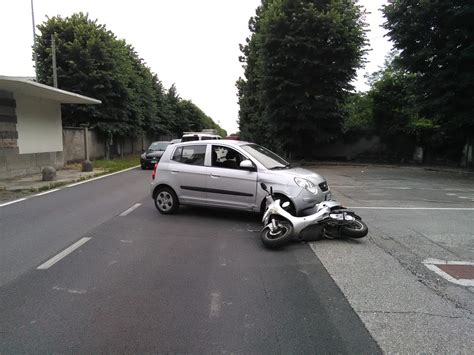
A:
152,163,158,180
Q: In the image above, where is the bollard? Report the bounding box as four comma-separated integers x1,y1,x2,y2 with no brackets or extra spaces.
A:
42,166,56,181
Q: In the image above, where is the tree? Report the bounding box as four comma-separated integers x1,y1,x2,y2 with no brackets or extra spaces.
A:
35,13,139,137
238,0,367,157
383,0,474,142
33,13,226,141
368,56,438,160
342,92,374,134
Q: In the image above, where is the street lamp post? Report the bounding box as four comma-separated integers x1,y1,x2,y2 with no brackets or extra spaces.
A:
31,0,38,81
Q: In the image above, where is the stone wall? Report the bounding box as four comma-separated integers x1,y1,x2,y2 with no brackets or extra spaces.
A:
0,90,19,154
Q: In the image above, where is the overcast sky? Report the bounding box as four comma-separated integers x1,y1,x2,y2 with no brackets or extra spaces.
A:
0,0,392,134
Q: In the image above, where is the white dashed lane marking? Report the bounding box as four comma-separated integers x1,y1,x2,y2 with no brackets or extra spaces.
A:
37,237,91,270
119,203,142,216
209,291,222,318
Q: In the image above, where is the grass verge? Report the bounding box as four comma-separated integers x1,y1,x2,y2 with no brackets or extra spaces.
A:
92,155,141,173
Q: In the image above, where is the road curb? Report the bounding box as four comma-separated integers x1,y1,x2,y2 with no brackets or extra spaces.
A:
300,161,474,175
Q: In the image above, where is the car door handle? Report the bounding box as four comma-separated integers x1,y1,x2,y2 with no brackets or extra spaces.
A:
210,174,220,178
171,170,179,174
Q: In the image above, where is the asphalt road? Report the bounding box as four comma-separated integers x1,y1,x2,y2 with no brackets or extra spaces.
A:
307,164,474,352
0,168,380,353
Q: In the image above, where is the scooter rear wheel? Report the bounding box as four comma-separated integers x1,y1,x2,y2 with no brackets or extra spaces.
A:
261,221,293,249
340,220,368,238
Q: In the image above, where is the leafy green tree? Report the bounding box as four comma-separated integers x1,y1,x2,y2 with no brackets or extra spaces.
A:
383,0,474,142
237,2,271,146
165,85,227,137
369,57,438,160
35,13,138,137
342,92,374,134
33,13,226,142
238,0,367,157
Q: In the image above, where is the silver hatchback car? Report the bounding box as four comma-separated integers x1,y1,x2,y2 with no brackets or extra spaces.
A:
150,140,331,215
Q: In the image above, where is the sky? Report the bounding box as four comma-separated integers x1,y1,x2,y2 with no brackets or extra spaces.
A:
0,0,392,134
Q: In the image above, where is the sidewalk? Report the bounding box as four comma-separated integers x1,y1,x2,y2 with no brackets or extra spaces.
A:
0,168,105,203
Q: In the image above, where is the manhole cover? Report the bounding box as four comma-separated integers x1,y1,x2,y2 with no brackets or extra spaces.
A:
423,259,474,286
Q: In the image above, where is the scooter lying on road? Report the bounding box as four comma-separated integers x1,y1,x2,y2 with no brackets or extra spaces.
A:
260,183,368,248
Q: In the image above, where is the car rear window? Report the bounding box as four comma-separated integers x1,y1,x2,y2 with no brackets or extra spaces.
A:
181,135,199,142
172,145,206,166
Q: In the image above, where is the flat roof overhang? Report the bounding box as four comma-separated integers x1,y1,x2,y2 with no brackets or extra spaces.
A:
0,76,101,105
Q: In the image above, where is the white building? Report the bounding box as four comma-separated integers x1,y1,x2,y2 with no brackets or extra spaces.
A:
0,76,100,178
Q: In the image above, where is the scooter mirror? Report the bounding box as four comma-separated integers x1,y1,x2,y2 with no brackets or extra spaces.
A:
260,183,268,191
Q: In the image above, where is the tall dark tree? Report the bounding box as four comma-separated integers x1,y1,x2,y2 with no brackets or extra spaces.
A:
383,0,474,144
238,0,367,157
237,2,271,146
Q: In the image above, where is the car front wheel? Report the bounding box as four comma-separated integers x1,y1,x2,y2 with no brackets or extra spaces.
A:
154,187,179,214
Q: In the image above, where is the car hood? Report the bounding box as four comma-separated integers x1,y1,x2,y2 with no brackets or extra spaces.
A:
268,167,326,185
146,151,164,158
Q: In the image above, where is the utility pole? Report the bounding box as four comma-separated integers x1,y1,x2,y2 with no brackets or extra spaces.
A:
51,34,58,88
30,0,38,81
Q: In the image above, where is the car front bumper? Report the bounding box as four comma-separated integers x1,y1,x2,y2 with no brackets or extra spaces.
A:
293,188,332,215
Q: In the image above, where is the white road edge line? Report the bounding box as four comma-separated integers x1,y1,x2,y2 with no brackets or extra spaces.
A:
34,188,60,196
0,197,27,207
119,203,142,216
37,237,91,270
66,165,140,187
349,206,474,211
0,165,140,209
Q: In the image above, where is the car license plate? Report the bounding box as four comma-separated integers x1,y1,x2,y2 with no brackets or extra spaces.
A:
151,160,157,163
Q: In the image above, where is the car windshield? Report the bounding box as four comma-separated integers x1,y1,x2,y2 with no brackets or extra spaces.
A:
241,143,290,169
148,142,169,151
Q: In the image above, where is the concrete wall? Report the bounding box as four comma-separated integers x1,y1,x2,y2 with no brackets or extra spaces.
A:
62,127,175,162
15,93,63,154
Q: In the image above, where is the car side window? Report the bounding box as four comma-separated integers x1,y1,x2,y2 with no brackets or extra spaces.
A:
172,145,206,166
211,145,246,170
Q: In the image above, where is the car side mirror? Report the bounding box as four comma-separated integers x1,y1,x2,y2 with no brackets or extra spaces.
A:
240,159,255,171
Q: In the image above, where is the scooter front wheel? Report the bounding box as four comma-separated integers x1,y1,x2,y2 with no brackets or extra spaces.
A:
261,221,293,249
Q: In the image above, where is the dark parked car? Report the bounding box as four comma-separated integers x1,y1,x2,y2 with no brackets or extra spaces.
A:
140,141,171,169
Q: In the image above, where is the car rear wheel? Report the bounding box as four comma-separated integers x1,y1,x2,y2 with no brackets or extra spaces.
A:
340,220,368,238
154,187,179,214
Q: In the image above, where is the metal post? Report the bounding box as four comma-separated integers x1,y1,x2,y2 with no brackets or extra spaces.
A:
31,0,38,81
51,34,58,88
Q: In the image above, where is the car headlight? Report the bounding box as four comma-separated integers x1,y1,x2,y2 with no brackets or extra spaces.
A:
294,177,317,194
